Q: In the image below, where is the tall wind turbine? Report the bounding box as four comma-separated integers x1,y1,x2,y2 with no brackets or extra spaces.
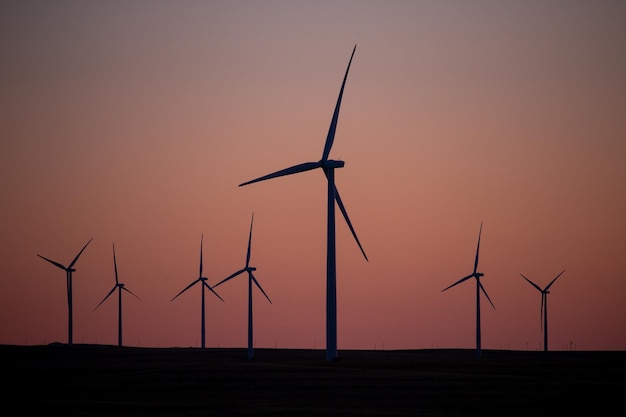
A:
37,238,93,346
171,234,224,349
214,213,271,361
237,45,368,361
520,269,565,352
441,223,494,358
93,243,142,347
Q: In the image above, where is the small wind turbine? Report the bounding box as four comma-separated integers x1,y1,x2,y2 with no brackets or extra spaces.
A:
237,45,367,362
214,213,271,361
171,234,224,349
520,269,565,352
93,243,142,347
441,223,495,358
37,238,93,346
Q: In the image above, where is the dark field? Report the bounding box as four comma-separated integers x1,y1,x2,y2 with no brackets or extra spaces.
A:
2,344,623,416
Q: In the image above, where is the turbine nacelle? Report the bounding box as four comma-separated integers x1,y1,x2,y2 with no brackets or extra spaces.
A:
474,272,484,278
321,159,345,169
247,266,257,272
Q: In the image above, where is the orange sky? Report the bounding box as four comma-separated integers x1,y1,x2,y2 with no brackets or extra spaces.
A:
1,1,625,351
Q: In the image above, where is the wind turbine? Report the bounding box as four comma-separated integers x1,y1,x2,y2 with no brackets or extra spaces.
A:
171,234,224,349
441,223,494,358
37,237,93,346
213,213,271,361
93,243,142,347
237,45,368,361
520,269,565,352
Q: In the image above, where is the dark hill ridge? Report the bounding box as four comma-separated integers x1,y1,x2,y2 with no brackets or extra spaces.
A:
2,344,622,416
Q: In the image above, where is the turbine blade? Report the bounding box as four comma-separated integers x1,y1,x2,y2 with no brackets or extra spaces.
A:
478,280,495,309
239,161,322,187
93,286,117,311
473,223,482,275
37,254,67,271
69,238,93,269
112,243,119,285
199,234,204,278
122,286,142,301
171,279,200,301
539,291,546,331
250,272,272,304
332,183,368,261
321,44,357,162
214,269,246,288
246,213,254,268
545,269,565,291
203,281,225,302
520,274,543,292
441,274,474,292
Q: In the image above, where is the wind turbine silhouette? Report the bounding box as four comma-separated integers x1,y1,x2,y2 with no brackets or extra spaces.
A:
520,269,565,352
37,238,93,346
237,45,368,361
213,213,271,361
441,223,494,358
171,234,224,349
93,243,142,347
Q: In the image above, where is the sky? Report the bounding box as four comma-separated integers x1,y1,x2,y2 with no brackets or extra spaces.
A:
1,0,625,352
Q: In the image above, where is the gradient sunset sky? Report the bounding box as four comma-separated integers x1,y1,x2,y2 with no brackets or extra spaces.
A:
1,1,625,351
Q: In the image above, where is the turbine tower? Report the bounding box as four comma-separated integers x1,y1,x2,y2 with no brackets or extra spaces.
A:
441,223,494,358
37,238,93,346
214,213,272,361
93,243,142,347
520,269,565,352
171,234,224,349
237,45,368,361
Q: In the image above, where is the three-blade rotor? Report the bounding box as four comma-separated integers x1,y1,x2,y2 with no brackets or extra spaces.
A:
214,214,272,304
520,269,565,330
38,238,93,272
171,234,224,303
94,243,141,311
238,45,367,262
441,223,494,309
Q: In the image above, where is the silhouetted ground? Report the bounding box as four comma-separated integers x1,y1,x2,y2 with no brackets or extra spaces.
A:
2,344,622,416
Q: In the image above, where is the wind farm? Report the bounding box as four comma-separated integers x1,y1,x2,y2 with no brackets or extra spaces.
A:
3,0,625,355
3,1,626,414
213,213,272,360
19,42,603,356
520,269,566,352
20,45,598,356
93,243,142,347
170,234,225,350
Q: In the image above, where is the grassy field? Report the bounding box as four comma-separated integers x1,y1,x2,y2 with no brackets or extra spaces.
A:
2,344,622,416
